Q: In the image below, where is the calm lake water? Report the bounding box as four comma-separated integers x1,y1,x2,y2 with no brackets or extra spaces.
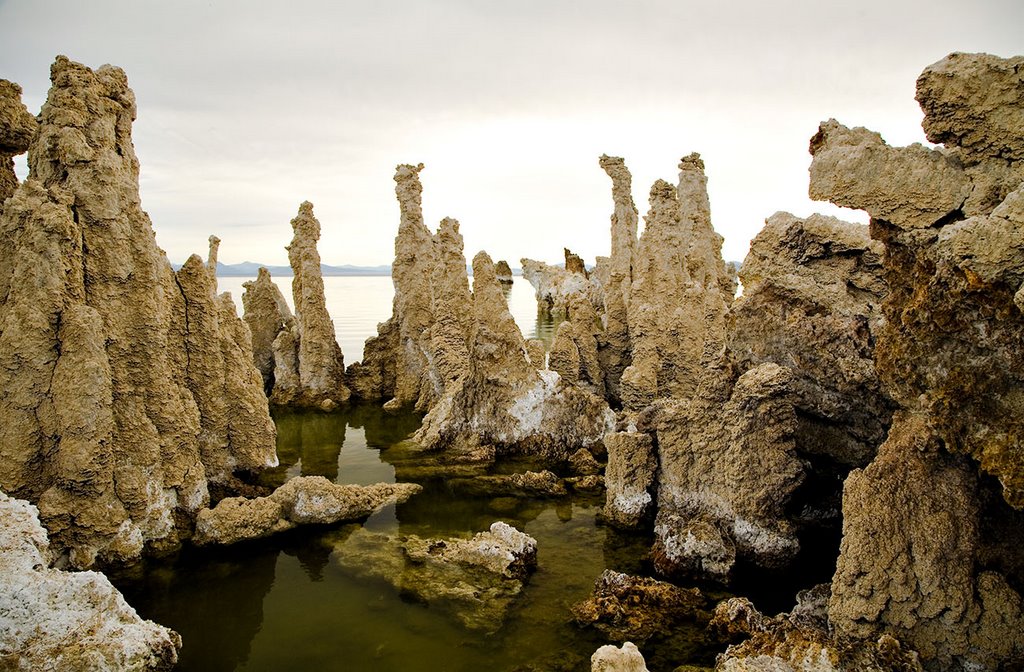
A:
109,275,828,671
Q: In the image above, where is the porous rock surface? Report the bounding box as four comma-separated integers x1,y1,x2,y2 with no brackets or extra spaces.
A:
712,588,923,672
0,491,181,671
333,521,537,632
0,79,36,206
619,154,734,409
521,247,599,316
591,642,650,672
268,202,351,409
242,266,292,392
0,56,276,568
652,363,803,581
602,431,656,529
809,51,1024,670
193,475,421,545
495,259,514,284
572,569,710,643
729,211,892,467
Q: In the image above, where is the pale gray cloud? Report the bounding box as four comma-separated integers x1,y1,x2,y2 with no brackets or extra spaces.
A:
2,0,1021,266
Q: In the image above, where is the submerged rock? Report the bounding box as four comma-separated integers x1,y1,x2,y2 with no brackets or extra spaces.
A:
193,475,421,545
809,51,1024,671
0,491,181,670
0,57,276,568
447,470,568,498
0,79,36,206
269,202,351,409
334,522,537,632
591,642,650,672
573,569,711,643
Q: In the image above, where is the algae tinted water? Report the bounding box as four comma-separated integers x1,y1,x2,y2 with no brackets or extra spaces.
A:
111,404,714,672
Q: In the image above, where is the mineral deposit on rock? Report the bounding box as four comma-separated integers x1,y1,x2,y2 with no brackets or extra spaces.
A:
0,79,36,206
0,491,181,671
193,475,421,545
602,431,656,529
591,642,650,672
809,51,1024,671
0,57,277,567
269,201,351,409
521,247,599,316
652,363,803,581
495,259,514,285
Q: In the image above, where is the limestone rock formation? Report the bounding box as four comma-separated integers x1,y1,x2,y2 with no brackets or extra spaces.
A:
809,51,1024,670
0,56,277,568
495,259,514,285
241,266,293,392
268,202,350,409
0,491,181,670
193,475,421,545
1,79,36,206
712,589,923,672
620,155,734,409
334,522,537,632
591,642,650,672
602,431,656,529
652,363,803,581
572,569,710,643
521,247,599,316
729,212,892,466
597,155,639,404
414,252,615,459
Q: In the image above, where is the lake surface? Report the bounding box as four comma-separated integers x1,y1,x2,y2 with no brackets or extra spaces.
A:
215,275,562,364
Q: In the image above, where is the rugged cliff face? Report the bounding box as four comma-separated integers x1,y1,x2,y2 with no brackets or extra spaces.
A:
520,247,600,317
0,79,36,206
0,57,277,568
267,202,351,410
810,51,1024,670
241,266,293,392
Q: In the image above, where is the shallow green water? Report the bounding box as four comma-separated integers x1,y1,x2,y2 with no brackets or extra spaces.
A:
111,404,724,672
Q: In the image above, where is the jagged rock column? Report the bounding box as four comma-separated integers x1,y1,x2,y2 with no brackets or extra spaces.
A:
0,56,276,568
269,202,351,410
242,267,293,392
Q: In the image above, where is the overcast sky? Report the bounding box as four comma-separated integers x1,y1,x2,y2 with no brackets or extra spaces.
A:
1,1,1021,267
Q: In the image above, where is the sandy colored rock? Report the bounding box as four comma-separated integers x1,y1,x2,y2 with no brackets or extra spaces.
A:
269,201,350,408
0,79,37,206
809,52,1024,671
495,259,514,284
0,57,276,567
568,447,601,476
828,413,1024,670
729,212,893,466
712,591,923,672
414,252,615,459
448,469,568,498
241,266,293,391
652,363,802,581
916,52,1024,164
193,475,421,545
808,120,971,229
603,431,656,529
526,337,546,368
0,491,181,670
598,155,639,404
573,569,710,643
620,155,733,408
591,642,650,672
334,522,537,632
521,247,599,316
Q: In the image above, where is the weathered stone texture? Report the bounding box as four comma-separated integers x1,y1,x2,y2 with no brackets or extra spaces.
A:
0,79,36,205
0,57,276,567
269,201,350,409
603,431,656,529
241,266,292,391
591,642,650,672
0,491,181,670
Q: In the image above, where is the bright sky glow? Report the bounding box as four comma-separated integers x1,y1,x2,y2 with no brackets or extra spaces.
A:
2,0,1021,266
